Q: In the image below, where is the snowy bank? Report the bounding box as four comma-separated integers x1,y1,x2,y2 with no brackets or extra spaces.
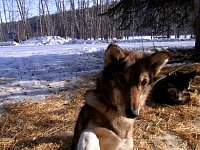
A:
0,36,196,106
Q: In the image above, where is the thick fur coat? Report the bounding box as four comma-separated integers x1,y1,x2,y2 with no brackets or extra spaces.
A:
151,70,196,105
71,44,169,150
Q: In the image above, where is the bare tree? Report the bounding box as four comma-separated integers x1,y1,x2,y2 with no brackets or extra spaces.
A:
0,11,5,41
1,0,9,33
70,0,81,38
15,0,30,40
55,0,69,37
38,0,54,36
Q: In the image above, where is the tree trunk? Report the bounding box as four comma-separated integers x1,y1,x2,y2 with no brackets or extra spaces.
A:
191,0,200,62
194,0,200,53
0,11,5,41
15,0,29,40
195,15,200,53
70,0,80,39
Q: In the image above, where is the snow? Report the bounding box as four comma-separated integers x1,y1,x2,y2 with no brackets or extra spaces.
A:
0,41,19,46
0,36,195,106
21,36,73,46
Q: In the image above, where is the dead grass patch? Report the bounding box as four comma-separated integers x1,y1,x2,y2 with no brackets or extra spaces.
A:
0,62,199,150
0,90,85,150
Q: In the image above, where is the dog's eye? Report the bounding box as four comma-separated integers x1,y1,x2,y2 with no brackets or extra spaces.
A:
141,79,148,86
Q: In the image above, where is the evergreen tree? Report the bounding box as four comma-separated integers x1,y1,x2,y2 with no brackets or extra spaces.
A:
103,0,200,54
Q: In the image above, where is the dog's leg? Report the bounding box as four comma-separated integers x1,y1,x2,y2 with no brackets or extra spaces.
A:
92,127,133,150
77,129,100,150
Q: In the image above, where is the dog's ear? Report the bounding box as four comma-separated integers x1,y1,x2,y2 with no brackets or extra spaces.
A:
104,43,128,66
147,51,170,76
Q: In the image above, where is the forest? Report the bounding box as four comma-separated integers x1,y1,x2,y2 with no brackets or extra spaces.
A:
0,0,195,41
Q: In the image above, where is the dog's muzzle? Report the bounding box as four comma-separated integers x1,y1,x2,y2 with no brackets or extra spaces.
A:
125,109,138,118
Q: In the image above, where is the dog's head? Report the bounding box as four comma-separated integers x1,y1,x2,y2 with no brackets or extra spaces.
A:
174,70,196,91
98,43,169,118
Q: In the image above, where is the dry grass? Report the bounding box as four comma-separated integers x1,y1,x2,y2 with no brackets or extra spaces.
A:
0,62,199,149
0,89,85,150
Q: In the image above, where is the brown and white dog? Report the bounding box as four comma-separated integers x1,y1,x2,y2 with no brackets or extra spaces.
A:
71,44,169,150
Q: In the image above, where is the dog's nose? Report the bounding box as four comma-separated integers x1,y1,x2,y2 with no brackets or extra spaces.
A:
132,110,139,117
125,109,138,118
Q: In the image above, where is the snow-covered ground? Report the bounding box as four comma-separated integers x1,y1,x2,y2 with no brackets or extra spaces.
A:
0,36,195,105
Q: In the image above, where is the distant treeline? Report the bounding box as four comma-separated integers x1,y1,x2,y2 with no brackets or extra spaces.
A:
0,1,194,42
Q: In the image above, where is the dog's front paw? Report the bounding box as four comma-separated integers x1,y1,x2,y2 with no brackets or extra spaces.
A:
78,129,100,150
122,138,133,150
